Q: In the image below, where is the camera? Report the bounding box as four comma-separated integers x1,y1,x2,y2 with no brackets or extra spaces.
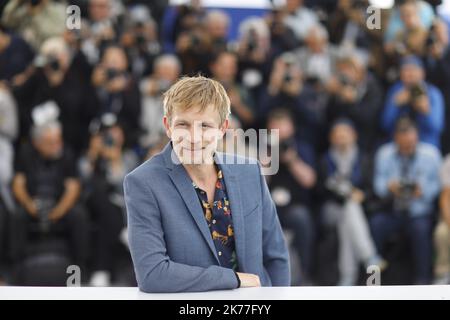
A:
34,197,56,233
280,53,296,83
34,54,60,71
105,68,125,81
326,175,353,199
338,73,353,87
136,34,146,46
279,138,295,154
426,23,438,49
399,180,417,195
409,83,427,102
247,28,258,53
394,179,418,212
190,33,201,47
102,131,115,147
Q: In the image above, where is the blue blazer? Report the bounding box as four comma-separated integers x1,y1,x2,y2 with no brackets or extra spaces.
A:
124,142,290,293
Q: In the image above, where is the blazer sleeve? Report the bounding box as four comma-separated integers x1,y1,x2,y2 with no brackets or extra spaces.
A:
257,162,291,286
124,172,239,293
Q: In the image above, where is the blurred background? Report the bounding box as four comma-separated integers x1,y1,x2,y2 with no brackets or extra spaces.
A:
0,0,450,287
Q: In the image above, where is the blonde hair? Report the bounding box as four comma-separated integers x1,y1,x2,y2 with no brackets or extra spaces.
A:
163,75,231,125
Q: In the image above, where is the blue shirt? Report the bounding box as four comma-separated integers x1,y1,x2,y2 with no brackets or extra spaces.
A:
374,142,442,217
382,81,444,148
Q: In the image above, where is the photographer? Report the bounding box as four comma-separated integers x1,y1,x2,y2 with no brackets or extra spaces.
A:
260,53,322,148
80,115,138,286
279,0,319,44
424,19,450,154
91,45,141,148
434,153,450,284
371,117,442,284
0,85,17,279
265,108,316,285
12,37,98,155
120,6,161,79
325,54,383,155
382,55,444,148
236,18,273,104
319,119,383,286
265,6,298,54
293,24,340,88
139,54,180,151
384,0,428,58
175,10,229,76
0,24,34,85
9,119,89,273
168,0,205,52
81,0,121,65
210,51,255,128
1,0,66,51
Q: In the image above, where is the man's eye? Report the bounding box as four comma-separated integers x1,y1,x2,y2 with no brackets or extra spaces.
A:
202,124,211,128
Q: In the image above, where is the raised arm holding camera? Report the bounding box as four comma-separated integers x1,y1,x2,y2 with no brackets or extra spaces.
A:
382,55,444,148
91,45,141,148
80,114,138,286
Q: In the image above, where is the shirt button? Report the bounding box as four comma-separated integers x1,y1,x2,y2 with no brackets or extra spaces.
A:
212,219,216,224
218,251,222,256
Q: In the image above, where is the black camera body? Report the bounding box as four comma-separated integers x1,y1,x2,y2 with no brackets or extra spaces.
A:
34,197,56,233
105,68,128,82
34,54,60,71
279,138,296,154
102,131,115,147
398,180,417,198
280,53,296,84
326,175,353,199
338,73,353,87
394,179,418,212
247,28,258,53
409,83,427,103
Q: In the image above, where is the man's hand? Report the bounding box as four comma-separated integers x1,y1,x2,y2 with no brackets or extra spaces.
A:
25,200,38,218
48,206,67,222
395,88,410,106
388,180,401,197
268,58,287,95
340,85,358,103
280,147,297,165
351,188,365,203
87,134,103,162
412,95,430,114
236,272,261,288
413,184,422,198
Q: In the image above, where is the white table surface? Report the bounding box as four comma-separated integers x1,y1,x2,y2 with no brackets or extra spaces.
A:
0,285,449,300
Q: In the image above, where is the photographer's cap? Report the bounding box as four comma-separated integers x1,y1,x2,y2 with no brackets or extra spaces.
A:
400,55,424,70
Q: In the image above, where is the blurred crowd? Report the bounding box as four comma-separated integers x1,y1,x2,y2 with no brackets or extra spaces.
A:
0,0,450,286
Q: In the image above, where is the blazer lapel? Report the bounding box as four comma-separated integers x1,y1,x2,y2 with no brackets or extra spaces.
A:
163,143,220,263
216,154,246,272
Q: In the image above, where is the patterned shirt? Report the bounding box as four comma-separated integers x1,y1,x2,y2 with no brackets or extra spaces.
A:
192,167,238,271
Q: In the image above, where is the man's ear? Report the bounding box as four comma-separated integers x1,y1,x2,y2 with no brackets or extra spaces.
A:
219,118,229,138
163,116,171,139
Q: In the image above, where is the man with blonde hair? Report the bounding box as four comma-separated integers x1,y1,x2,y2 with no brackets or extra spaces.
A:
124,76,290,292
